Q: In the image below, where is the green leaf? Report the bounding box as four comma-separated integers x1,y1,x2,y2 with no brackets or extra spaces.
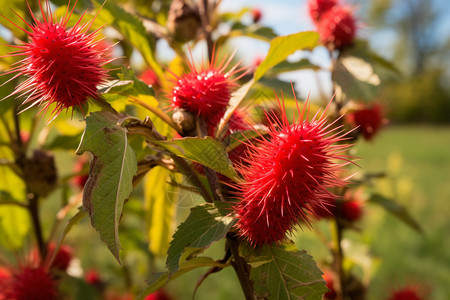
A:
268,59,321,75
254,31,319,81
43,133,83,150
230,22,278,41
249,245,328,300
153,137,238,181
137,256,229,300
93,0,164,82
76,111,138,261
333,40,401,101
0,0,27,38
225,130,263,153
332,54,380,101
0,167,30,250
166,203,236,274
369,193,423,233
144,166,176,256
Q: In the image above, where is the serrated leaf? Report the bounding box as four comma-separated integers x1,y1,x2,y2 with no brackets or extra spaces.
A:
153,137,238,181
254,31,319,81
166,203,236,274
250,245,327,300
144,166,176,256
225,130,263,153
369,193,423,233
136,256,229,300
76,111,138,261
93,0,164,83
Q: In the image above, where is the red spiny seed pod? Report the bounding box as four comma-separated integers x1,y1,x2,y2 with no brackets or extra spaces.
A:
339,189,364,222
6,267,58,300
235,97,354,246
207,109,250,137
322,271,337,299
310,197,336,219
170,50,245,124
251,8,262,23
1,0,112,118
73,157,89,189
85,269,102,286
308,0,338,24
346,104,384,141
139,69,161,90
317,5,356,50
48,244,73,272
144,289,173,300
388,286,424,300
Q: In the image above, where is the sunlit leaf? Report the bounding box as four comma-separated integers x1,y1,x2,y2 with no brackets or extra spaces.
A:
0,168,29,250
268,59,321,75
166,202,236,274
76,111,138,261
144,166,176,256
254,31,319,81
0,0,26,38
249,245,328,300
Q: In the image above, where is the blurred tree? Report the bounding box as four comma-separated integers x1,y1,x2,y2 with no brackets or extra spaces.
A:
364,0,450,123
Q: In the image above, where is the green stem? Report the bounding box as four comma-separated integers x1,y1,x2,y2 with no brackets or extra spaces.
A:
127,95,182,134
28,193,46,260
227,236,255,300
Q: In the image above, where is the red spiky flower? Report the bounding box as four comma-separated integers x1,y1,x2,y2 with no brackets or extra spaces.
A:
317,5,356,50
1,0,112,118
346,103,384,141
1,267,58,300
308,0,337,24
170,50,245,126
235,96,354,246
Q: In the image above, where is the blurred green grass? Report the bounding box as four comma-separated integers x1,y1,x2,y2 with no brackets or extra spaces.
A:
354,125,450,300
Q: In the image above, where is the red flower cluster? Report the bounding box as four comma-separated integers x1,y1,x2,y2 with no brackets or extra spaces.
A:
346,104,384,141
2,0,112,118
308,0,356,50
235,98,354,246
